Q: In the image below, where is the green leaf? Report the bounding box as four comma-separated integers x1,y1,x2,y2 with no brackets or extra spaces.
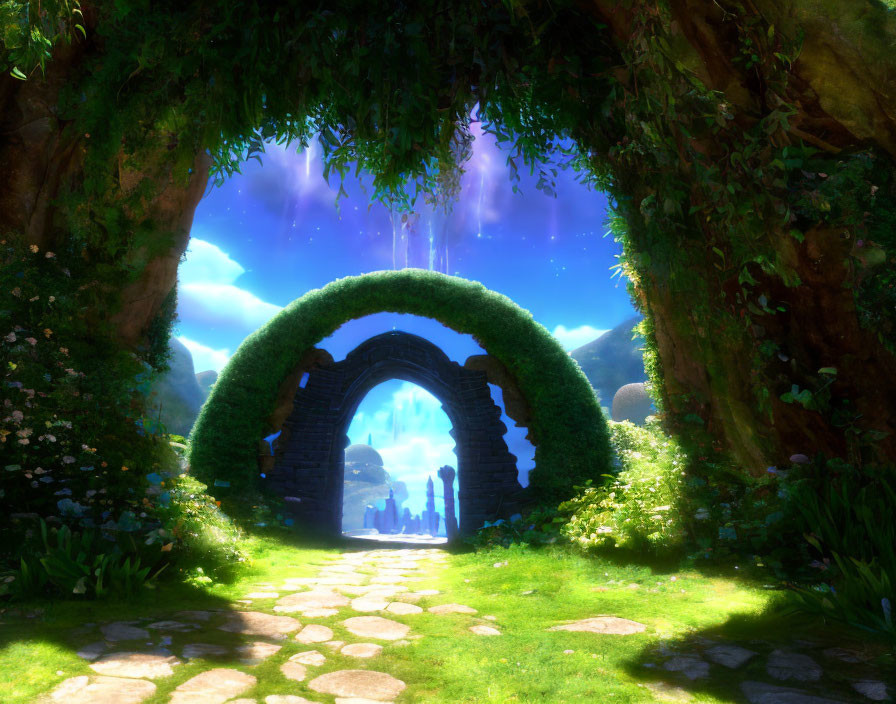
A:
10,67,27,80
818,367,837,376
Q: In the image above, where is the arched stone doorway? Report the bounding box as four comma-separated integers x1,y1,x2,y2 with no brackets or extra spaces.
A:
268,331,522,537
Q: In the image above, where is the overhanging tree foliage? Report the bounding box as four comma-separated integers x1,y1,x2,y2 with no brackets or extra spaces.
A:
2,0,894,515
188,270,610,503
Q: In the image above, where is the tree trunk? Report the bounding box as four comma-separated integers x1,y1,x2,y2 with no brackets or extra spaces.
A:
0,39,210,351
588,0,896,472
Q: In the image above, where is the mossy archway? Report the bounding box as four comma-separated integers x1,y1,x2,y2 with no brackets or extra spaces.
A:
188,269,610,508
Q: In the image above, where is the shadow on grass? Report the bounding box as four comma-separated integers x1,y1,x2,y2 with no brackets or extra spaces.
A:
619,603,895,704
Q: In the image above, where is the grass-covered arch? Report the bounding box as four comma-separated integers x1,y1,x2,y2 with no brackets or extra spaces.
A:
188,269,610,505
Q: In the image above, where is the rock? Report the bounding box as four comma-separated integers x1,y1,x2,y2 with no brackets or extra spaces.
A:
611,382,654,425
469,625,501,636
351,598,390,613
265,697,318,704
302,608,340,618
427,604,477,615
182,643,230,659
645,681,694,702
290,650,326,666
280,660,307,682
146,620,199,632
705,644,758,669
175,611,214,621
852,681,889,701
169,668,256,704
100,622,149,641
413,589,440,596
822,648,865,664
308,670,406,701
89,651,179,678
766,650,823,682
385,602,422,615
547,617,646,635
343,616,411,641
341,643,383,658
295,624,334,643
662,655,710,680
43,675,156,704
76,641,106,660
324,640,346,650
276,591,350,612
335,699,394,704
219,611,300,637
235,641,282,664
741,680,847,704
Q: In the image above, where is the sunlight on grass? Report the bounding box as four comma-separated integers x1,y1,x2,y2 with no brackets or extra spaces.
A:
0,534,855,704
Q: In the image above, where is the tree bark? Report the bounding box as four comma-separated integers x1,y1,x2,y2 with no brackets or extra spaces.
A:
587,0,896,472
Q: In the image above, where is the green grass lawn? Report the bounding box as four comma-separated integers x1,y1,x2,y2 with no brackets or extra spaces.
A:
0,533,889,703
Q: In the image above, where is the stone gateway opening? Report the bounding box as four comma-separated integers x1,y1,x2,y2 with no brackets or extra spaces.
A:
267,331,522,539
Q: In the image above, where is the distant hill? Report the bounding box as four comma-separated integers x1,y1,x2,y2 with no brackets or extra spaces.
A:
570,316,647,407
147,338,208,437
196,369,218,397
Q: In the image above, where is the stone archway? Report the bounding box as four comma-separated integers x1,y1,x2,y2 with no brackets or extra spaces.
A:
268,331,522,537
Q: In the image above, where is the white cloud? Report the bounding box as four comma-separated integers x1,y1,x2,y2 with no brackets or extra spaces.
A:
180,237,245,286
552,324,610,351
178,335,231,373
178,282,283,333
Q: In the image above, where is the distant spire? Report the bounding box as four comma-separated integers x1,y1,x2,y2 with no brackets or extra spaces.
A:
367,432,372,446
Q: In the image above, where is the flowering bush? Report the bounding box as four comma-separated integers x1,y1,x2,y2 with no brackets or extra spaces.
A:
1,239,166,536
559,419,690,554
0,237,246,596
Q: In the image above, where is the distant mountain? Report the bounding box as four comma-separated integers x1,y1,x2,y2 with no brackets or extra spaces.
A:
196,369,218,397
570,316,647,407
147,338,207,437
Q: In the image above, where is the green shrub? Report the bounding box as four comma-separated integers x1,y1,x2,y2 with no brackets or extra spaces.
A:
150,475,247,580
787,461,896,640
559,419,689,554
1,520,166,599
470,506,564,549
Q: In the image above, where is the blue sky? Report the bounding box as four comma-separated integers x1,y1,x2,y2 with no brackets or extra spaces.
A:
175,125,636,516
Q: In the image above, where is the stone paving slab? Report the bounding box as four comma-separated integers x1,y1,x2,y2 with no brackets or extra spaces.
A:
235,640,282,664
766,650,823,683
341,642,383,658
43,675,156,704
469,625,501,636
89,651,180,678
343,616,411,640
295,624,334,643
547,616,646,635
290,650,327,666
741,680,848,704
705,644,757,669
169,667,256,704
219,611,300,637
100,622,150,641
308,669,406,701
280,660,307,682
182,643,230,659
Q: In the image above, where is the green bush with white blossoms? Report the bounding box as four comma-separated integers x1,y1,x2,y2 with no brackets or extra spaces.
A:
559,419,691,554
